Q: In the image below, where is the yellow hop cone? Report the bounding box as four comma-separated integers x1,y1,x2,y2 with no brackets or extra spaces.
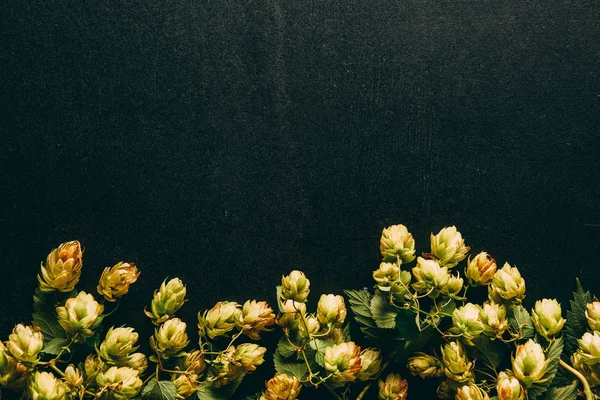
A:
177,350,206,376
64,364,84,387
98,326,139,363
237,300,276,340
439,272,464,298
577,331,600,364
28,371,68,400
481,302,509,338
233,343,267,372
38,240,83,293
373,262,412,297
212,347,245,387
441,341,473,384
323,342,362,384
465,252,497,286
429,226,470,268
150,318,189,359
377,373,408,400
298,314,321,339
496,371,525,400
6,324,44,364
198,301,242,339
455,384,489,400
56,291,104,343
511,340,548,387
531,298,565,339
281,270,310,303
0,341,28,389
357,348,382,381
586,302,600,332
144,278,186,325
380,224,416,264
83,354,107,386
263,373,302,400
406,352,444,379
97,262,140,302
488,263,526,306
172,373,199,398
411,257,449,299
276,300,306,330
450,303,484,346
123,353,148,374
316,294,347,327
95,366,142,400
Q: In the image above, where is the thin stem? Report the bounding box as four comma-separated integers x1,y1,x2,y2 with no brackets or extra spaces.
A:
559,359,593,400
103,299,121,318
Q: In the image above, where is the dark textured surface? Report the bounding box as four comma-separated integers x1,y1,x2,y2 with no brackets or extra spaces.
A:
1,0,599,397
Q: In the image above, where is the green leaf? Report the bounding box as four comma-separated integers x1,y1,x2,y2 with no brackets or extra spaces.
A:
471,336,505,370
395,308,420,341
564,278,592,355
32,288,66,340
196,375,244,400
543,380,578,400
508,305,535,340
370,293,397,329
394,327,436,362
277,336,298,358
309,339,334,367
275,286,285,313
142,380,177,400
41,338,70,355
342,322,351,342
273,350,308,380
344,289,374,321
527,336,564,399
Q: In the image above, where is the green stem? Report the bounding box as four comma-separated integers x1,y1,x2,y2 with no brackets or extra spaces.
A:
323,383,343,400
559,359,593,400
103,299,121,318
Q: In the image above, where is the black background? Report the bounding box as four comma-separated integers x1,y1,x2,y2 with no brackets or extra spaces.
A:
1,0,599,398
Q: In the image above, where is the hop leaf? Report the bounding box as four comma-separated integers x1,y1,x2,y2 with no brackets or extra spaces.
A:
564,278,592,355
141,380,177,400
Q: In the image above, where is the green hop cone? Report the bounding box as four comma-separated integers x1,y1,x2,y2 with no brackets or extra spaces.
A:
531,298,565,339
38,240,83,293
455,384,489,400
357,348,382,381
177,350,206,375
316,294,347,327
144,278,186,325
232,343,267,372
488,263,526,306
56,291,104,343
150,317,189,359
198,301,242,339
406,352,444,379
97,262,140,303
480,302,508,338
324,342,362,384
373,262,412,297
262,373,302,400
377,373,408,400
450,303,484,346
496,371,525,400
465,252,496,286
123,353,147,374
298,314,321,339
64,364,84,387
82,354,107,387
441,341,473,384
236,300,276,340
212,347,244,387
572,352,600,388
439,272,464,298
95,366,142,400
6,324,44,364
280,270,310,303
511,339,548,387
411,257,449,299
586,302,600,332
429,226,470,268
172,373,198,399
28,371,68,400
0,341,28,389
380,224,416,263
98,326,139,364
276,300,306,330
577,331,600,365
